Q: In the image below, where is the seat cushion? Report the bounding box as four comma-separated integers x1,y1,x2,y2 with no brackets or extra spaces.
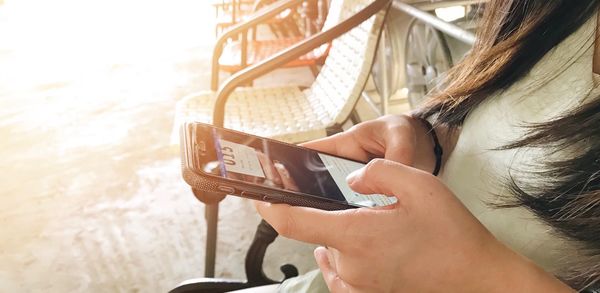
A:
172,86,330,144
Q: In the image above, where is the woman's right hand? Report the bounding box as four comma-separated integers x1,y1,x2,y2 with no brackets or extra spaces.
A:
301,114,439,173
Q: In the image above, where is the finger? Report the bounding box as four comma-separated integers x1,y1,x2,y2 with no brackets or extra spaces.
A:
273,162,300,191
346,158,429,198
300,133,372,162
254,201,355,248
327,247,341,273
256,152,282,185
315,247,349,293
299,134,345,154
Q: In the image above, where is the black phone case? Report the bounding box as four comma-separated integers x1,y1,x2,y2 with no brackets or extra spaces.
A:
180,124,354,211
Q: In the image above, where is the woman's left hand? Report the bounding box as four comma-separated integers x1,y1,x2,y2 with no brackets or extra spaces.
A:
255,159,573,293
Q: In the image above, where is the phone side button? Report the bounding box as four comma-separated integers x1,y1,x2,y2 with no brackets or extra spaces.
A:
262,195,283,204
217,185,235,194
240,191,262,200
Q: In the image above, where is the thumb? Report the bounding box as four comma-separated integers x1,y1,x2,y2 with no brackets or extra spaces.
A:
345,158,426,198
315,247,349,293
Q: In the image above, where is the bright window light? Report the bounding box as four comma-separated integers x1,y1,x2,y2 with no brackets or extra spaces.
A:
435,6,466,22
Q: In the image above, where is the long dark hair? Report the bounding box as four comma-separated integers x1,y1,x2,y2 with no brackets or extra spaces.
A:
415,0,600,290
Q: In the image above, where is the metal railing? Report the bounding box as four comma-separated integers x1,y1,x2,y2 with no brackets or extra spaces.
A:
365,0,483,116
394,0,479,46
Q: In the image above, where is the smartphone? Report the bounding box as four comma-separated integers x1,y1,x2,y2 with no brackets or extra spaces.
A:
180,122,397,210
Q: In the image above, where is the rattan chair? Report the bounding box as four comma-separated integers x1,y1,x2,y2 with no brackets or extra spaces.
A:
211,0,328,91
171,0,391,291
178,0,390,142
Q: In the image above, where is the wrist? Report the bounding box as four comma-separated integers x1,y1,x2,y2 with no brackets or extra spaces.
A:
408,116,440,175
418,118,443,175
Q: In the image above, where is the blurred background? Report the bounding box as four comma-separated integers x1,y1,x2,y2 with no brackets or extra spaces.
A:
0,0,318,291
0,0,478,291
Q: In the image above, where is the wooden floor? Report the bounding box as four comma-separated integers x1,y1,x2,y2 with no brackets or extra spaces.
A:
0,1,319,291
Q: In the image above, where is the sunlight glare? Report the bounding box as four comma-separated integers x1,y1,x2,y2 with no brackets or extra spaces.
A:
435,6,466,23
0,0,216,148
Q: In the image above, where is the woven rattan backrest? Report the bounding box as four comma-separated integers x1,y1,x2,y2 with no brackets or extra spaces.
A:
304,0,388,126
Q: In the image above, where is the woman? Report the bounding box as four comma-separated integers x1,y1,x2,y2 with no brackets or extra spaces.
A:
246,0,600,291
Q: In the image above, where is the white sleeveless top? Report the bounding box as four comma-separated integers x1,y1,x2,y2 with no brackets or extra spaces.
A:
441,14,599,274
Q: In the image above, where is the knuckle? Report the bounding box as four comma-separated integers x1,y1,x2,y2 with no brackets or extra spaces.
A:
364,158,386,175
363,159,399,194
384,118,412,133
351,119,375,133
346,124,363,136
361,159,382,186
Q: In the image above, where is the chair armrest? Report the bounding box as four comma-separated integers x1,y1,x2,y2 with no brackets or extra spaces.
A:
215,0,303,45
211,0,306,90
212,0,392,127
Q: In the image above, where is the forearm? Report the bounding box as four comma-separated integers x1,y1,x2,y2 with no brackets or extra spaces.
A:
479,242,575,293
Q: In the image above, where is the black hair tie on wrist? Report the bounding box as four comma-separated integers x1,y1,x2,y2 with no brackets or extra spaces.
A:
417,118,443,176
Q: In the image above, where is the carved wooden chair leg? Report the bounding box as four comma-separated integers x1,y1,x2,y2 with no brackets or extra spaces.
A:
190,188,298,285
169,220,299,293
245,219,299,285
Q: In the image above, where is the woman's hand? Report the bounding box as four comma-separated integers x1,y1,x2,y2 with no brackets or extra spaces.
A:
300,114,444,173
255,159,573,292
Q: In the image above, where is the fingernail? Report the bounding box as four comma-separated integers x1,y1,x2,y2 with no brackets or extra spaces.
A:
346,169,361,185
314,246,328,261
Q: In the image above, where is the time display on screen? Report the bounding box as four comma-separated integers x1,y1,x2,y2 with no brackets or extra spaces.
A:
218,139,265,178
220,146,236,166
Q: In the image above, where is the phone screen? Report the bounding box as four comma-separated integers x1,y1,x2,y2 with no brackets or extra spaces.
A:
190,123,397,208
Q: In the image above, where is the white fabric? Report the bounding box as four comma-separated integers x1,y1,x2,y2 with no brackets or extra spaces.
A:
441,14,599,274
